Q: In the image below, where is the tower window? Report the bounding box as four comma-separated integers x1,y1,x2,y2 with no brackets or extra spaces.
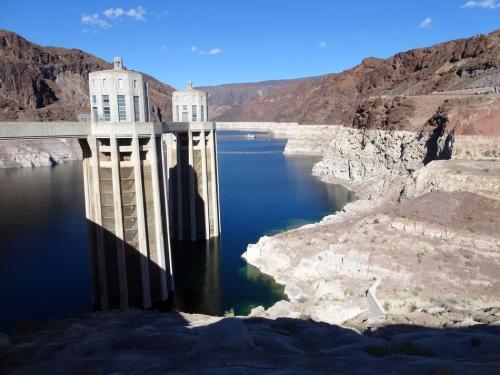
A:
201,105,205,121
176,105,179,121
133,80,137,89
102,95,111,121
118,79,123,88
182,105,188,122
92,95,97,105
133,96,140,122
192,105,197,121
144,82,150,122
117,95,127,121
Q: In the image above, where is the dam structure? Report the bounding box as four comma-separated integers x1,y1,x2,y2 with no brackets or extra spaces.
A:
0,58,221,311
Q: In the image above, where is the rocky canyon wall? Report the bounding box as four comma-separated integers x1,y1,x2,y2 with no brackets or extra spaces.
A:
0,138,81,168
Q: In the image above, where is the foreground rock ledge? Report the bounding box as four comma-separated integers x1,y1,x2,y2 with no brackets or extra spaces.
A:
1,309,499,374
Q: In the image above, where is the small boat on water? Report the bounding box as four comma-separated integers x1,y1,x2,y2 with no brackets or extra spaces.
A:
245,133,256,139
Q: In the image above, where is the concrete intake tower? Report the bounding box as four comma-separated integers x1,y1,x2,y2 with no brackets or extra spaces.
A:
83,57,220,310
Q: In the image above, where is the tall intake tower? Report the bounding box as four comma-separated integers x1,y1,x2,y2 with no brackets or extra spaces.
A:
167,81,220,241
83,58,220,311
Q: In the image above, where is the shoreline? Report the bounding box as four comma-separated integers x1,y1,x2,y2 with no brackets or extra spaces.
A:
241,128,500,330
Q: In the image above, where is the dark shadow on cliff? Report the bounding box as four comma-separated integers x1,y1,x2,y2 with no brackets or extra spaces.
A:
420,109,455,165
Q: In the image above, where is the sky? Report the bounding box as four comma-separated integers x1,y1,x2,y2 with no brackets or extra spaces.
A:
1,1,499,89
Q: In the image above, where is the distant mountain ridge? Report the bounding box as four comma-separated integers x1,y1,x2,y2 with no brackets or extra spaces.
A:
214,30,500,125
199,78,310,119
0,29,174,122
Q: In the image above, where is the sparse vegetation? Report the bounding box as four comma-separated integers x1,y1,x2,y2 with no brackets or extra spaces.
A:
383,301,391,312
224,308,235,317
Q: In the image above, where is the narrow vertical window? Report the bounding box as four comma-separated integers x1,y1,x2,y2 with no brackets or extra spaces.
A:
92,95,97,105
144,82,149,122
133,96,140,122
117,95,126,121
118,79,123,88
102,79,106,87
102,95,111,121
201,105,205,121
176,105,179,121
133,80,137,89
192,105,197,121
182,105,188,122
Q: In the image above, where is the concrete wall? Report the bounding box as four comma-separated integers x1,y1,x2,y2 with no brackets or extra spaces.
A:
0,122,89,139
172,84,208,122
89,65,148,123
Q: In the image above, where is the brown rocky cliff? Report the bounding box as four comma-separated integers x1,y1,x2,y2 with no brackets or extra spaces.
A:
216,30,500,125
0,30,174,122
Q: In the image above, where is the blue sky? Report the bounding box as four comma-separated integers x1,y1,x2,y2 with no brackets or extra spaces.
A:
1,1,499,88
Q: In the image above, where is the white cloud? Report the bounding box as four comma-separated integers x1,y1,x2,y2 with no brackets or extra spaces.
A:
461,0,500,8
83,5,148,31
319,41,327,48
191,46,222,56
127,6,147,21
81,13,110,29
101,6,146,21
103,7,125,19
419,17,432,29
208,48,223,55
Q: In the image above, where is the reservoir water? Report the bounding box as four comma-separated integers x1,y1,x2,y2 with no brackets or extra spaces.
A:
0,132,355,332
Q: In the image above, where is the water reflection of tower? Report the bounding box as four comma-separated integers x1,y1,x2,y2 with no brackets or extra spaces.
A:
171,238,221,315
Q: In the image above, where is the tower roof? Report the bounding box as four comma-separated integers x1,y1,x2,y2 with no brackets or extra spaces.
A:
174,80,205,94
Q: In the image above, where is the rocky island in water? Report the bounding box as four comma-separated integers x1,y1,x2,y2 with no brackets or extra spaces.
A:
1,21,500,375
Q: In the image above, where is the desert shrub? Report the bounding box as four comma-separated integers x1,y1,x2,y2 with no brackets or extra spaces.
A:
224,308,235,317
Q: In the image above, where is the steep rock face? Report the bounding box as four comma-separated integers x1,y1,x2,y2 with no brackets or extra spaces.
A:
218,30,500,124
0,30,174,122
402,160,500,201
311,127,427,185
0,139,82,168
352,96,416,131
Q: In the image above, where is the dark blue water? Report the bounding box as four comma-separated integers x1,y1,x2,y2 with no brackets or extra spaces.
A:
0,132,355,332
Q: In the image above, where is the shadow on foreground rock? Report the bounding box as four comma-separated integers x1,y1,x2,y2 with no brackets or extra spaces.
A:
1,309,499,374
